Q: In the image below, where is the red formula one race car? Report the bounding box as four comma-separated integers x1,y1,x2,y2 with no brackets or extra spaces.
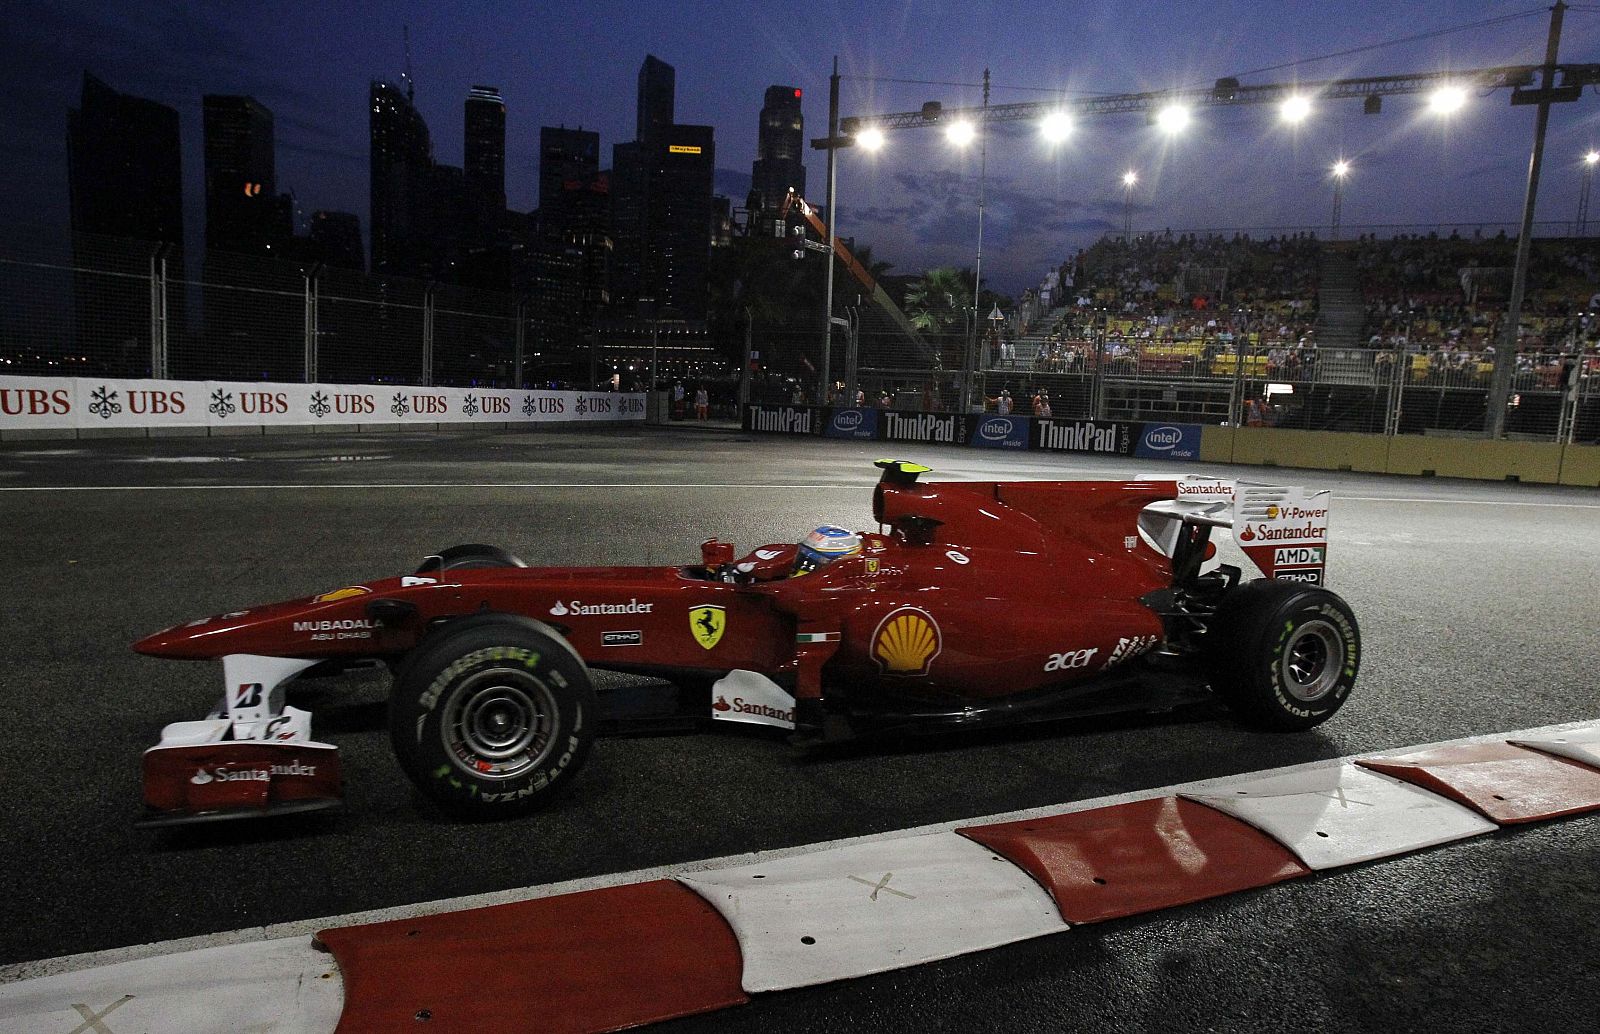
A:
133,461,1359,826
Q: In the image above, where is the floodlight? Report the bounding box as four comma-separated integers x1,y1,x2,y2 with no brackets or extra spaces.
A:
857,128,885,151
1040,112,1072,143
1429,85,1467,115
946,120,976,146
1156,104,1191,134
1280,95,1312,123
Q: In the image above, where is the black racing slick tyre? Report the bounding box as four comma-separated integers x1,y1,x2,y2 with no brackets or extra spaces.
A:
1205,580,1360,732
389,614,595,819
424,544,529,573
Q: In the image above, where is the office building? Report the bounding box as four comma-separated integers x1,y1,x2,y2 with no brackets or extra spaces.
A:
464,85,506,218
369,79,435,276
203,95,290,254
539,126,600,224
67,73,183,245
610,56,715,321
531,128,610,359
309,210,364,270
636,55,675,143
750,85,806,232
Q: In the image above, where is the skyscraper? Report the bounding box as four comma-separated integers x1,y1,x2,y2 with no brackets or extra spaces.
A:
309,211,364,270
67,73,183,245
463,85,506,217
369,79,434,276
66,73,185,377
539,127,600,221
611,56,715,321
750,85,806,232
649,124,715,319
636,55,675,143
203,95,285,254
534,128,609,360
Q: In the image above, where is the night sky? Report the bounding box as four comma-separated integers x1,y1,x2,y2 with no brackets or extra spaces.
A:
4,0,1600,294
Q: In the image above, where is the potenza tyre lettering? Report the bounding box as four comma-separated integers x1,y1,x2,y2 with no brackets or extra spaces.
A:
1266,607,1358,718
389,620,596,819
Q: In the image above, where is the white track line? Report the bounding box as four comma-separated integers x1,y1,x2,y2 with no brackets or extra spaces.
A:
0,483,856,492
4,715,1596,986
0,483,1597,508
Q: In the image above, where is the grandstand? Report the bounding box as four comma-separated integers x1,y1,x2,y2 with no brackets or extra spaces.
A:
954,229,1600,440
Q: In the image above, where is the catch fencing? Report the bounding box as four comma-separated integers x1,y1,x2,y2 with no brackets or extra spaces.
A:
3,233,1595,443
744,310,1598,445
0,234,629,390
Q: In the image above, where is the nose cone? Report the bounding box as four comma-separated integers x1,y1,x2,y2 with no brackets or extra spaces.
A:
133,624,188,658
133,608,263,660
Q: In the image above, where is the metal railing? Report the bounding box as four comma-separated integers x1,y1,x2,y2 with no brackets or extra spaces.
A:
0,234,602,389
3,232,1595,442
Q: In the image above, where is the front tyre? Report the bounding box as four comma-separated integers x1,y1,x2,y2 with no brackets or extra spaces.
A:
1205,580,1360,731
389,615,594,819
424,544,528,572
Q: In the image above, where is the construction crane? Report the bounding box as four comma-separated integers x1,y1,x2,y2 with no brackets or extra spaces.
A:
779,190,931,360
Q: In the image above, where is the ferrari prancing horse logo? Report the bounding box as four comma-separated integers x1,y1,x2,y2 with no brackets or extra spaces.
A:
690,605,726,650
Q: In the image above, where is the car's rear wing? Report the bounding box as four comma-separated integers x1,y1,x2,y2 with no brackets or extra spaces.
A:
1140,476,1331,585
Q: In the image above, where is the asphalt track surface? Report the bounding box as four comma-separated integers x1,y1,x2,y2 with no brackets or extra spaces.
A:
2,425,1598,1032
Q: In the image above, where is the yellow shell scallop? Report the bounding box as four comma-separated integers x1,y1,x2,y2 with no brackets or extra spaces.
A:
875,611,938,673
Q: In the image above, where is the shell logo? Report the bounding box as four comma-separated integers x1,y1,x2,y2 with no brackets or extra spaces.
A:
871,606,942,676
1266,504,1281,519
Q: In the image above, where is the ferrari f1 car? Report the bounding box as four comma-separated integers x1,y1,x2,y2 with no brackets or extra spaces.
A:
133,461,1359,825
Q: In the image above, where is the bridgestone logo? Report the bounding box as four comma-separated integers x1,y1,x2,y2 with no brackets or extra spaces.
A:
420,646,541,713
883,412,957,442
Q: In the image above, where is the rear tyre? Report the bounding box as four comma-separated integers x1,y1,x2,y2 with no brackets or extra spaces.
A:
389,614,594,819
424,544,528,572
1204,580,1360,731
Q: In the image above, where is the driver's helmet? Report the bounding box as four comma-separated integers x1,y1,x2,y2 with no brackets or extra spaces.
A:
793,525,862,577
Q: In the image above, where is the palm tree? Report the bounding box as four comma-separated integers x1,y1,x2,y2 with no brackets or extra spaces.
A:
905,267,972,333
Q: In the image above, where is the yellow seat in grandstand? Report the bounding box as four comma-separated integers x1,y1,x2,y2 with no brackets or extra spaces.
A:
1216,354,1270,377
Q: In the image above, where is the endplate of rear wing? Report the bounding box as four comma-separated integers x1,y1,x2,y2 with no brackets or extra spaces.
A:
1140,477,1331,585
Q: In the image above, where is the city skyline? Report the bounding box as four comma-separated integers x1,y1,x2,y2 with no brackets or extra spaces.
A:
8,1,1600,295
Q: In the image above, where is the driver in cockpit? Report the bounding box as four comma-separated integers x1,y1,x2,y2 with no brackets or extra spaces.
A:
722,525,864,583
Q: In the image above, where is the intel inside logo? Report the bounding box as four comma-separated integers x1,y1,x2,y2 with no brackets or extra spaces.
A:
834,410,863,430
1144,426,1183,450
980,418,1012,440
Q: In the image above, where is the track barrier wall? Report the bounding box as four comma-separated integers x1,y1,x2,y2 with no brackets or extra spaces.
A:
744,404,1600,487
745,405,1203,462
0,375,645,438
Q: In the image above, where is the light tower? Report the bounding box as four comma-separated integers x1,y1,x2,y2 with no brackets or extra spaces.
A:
1122,170,1137,240
1580,150,1599,234
1331,160,1351,241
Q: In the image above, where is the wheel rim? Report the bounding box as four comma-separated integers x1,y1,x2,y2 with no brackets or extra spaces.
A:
440,667,559,781
1281,619,1342,702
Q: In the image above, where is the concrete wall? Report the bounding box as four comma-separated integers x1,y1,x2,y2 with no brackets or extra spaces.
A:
1201,426,1598,487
